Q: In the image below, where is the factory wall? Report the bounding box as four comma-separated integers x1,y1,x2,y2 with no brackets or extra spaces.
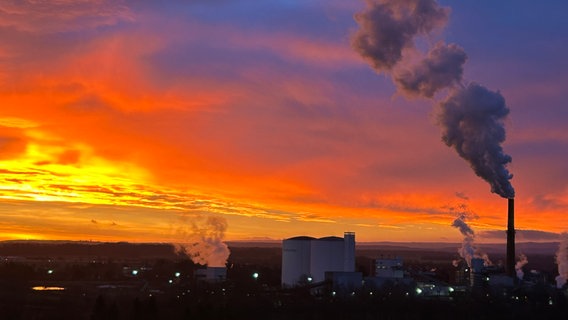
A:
310,237,344,283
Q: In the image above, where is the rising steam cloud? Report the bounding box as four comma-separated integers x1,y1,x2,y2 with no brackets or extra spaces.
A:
515,253,528,280
556,232,568,288
352,0,514,198
450,204,491,268
452,214,475,267
174,215,230,267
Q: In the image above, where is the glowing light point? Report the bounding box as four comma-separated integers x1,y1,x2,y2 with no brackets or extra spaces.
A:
132,270,139,276
175,272,181,277
252,272,259,279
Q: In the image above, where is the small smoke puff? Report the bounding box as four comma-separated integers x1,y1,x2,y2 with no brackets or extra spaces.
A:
452,259,460,267
556,232,568,288
351,0,449,72
515,253,528,280
452,217,474,237
438,83,514,199
481,253,493,267
394,42,467,98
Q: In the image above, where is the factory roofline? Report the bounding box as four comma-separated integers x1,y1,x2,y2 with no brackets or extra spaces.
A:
317,236,343,241
286,236,316,241
284,236,344,241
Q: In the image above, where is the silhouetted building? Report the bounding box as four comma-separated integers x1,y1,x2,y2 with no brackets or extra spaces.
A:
195,267,227,282
375,257,403,279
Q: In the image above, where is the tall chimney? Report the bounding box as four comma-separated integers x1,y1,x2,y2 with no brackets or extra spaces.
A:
343,232,355,272
506,198,515,278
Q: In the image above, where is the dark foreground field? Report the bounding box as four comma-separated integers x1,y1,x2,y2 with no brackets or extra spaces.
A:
0,241,565,319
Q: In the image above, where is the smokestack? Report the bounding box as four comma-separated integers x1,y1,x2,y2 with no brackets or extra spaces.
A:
506,198,515,277
343,232,355,272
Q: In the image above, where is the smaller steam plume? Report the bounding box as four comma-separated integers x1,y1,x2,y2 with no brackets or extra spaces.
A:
556,232,568,289
174,215,230,267
452,215,475,267
450,204,492,268
515,253,528,281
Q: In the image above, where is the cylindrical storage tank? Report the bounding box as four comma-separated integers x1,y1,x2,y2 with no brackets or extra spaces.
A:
343,232,355,272
281,236,313,287
310,237,344,283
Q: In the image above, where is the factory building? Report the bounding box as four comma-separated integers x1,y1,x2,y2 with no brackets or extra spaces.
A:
375,257,404,279
282,232,356,287
195,267,227,282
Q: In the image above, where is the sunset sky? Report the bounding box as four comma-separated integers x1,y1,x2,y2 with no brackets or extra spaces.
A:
1,0,567,244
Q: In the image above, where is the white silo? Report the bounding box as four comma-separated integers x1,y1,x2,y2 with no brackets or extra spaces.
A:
310,236,344,283
281,236,313,287
343,232,355,272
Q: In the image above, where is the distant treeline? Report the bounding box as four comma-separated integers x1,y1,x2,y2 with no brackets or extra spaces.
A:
0,241,179,259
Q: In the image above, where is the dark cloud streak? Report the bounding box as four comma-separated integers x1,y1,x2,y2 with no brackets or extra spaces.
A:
479,229,561,241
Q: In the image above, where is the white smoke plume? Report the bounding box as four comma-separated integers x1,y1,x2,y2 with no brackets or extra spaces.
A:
515,253,528,281
480,253,493,267
174,215,230,267
352,0,515,199
452,215,475,267
556,232,568,289
449,204,492,268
